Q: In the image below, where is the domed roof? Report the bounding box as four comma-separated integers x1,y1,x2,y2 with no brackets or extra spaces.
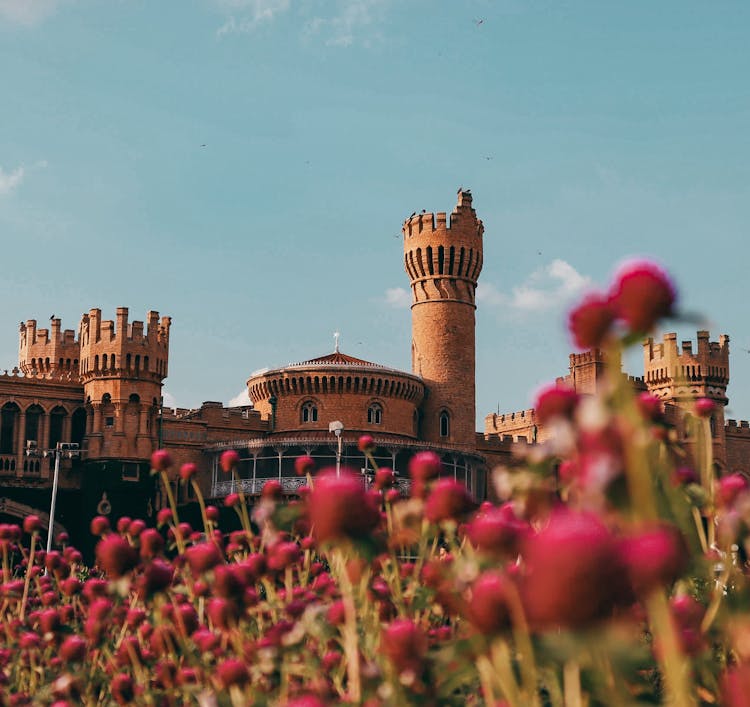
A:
289,350,384,369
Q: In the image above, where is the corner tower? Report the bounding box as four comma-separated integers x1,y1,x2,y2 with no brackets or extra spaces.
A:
78,308,171,459
403,189,483,447
644,331,730,466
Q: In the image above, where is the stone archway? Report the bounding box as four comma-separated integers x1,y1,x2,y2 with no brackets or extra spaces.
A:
0,497,67,537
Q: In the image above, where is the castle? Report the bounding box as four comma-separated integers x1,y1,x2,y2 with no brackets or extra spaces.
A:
0,190,747,546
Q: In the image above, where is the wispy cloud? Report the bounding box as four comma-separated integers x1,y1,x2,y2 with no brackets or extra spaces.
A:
305,0,387,47
0,0,65,26
228,388,252,407
215,0,290,36
162,391,178,410
0,165,24,196
478,259,591,314
383,287,411,309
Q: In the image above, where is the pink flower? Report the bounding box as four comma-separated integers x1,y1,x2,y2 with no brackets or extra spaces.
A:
609,260,676,333
374,467,395,490
694,397,716,418
59,635,86,662
179,462,198,481
308,470,379,544
294,455,315,477
408,451,442,482
520,510,630,629
424,478,475,523
185,542,223,576
534,385,579,425
721,664,750,707
23,515,42,534
637,392,664,423
717,474,749,507
466,571,512,635
381,619,427,674
216,659,249,688
95,535,138,578
150,449,173,471
467,503,528,557
618,524,688,596
358,434,375,453
156,508,173,526
224,493,240,508
568,293,616,349
220,450,240,473
111,674,136,705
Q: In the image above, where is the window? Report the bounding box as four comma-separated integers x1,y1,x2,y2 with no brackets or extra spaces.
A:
105,417,115,428
122,462,140,481
367,403,383,425
301,401,318,423
439,410,450,438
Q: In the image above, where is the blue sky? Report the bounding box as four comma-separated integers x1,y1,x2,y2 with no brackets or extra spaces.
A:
0,1,748,427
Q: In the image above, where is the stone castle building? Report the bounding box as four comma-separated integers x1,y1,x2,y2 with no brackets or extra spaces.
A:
0,189,747,546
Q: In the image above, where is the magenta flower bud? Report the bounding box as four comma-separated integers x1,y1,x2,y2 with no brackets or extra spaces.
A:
466,571,512,635
156,508,173,526
89,516,110,537
185,542,223,576
609,259,676,333
59,635,86,662
116,516,132,534
294,455,315,477
358,434,375,453
567,292,616,349
224,493,240,508
309,470,379,544
534,385,579,426
219,449,240,473
408,451,442,482
694,397,716,418
216,658,249,688
424,478,475,523
179,462,198,481
619,524,688,596
637,392,664,423
381,619,427,674
374,467,395,490
95,535,138,578
150,449,173,471
717,473,749,507
23,515,42,534
467,503,528,557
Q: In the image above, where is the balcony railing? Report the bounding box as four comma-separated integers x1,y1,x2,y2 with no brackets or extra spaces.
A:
211,475,411,498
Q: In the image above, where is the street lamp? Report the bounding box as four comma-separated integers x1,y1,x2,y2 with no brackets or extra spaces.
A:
26,440,80,553
328,421,343,476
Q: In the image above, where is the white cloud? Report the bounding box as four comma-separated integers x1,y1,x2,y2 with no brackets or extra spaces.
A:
305,0,387,47
228,388,252,407
0,0,64,25
162,391,178,410
215,0,290,35
478,259,591,314
384,287,411,309
0,165,24,196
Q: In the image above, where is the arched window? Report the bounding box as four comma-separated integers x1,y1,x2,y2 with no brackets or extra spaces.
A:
301,401,318,423
367,402,383,425
439,410,450,438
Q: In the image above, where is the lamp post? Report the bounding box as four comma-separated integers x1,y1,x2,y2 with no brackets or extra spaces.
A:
328,421,344,476
26,441,80,553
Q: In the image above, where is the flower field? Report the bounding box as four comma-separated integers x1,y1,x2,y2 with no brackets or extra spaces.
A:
1,262,748,705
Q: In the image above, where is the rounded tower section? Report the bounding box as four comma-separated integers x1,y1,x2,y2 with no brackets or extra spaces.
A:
19,318,80,377
403,189,484,446
78,307,171,459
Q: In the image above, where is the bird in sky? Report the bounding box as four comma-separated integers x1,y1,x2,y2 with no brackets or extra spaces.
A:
475,18,484,26
200,144,206,148
50,314,55,320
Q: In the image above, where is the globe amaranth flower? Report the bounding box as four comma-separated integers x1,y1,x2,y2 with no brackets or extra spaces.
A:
609,259,676,334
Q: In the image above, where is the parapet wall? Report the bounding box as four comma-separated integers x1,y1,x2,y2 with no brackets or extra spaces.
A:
644,331,729,385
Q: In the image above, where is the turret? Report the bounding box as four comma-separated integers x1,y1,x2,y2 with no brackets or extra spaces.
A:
19,318,80,377
78,307,171,460
403,189,483,446
644,331,730,466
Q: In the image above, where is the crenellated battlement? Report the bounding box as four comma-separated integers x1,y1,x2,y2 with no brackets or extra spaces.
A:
484,408,537,436
726,420,750,437
78,307,171,383
403,189,484,308
19,318,81,376
643,331,729,389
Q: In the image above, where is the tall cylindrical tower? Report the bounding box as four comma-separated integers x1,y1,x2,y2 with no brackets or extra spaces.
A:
403,189,483,447
78,307,171,459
